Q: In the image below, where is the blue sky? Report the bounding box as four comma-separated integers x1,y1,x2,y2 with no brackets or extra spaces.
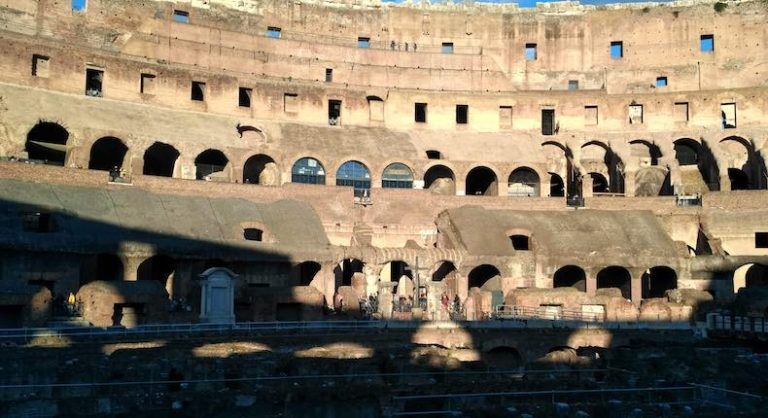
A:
382,0,674,8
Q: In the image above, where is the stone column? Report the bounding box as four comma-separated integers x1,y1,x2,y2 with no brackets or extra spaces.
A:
586,272,597,297
121,255,144,281
623,169,636,197
581,176,594,198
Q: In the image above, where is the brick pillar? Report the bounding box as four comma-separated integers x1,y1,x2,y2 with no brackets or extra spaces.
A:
623,169,636,197
586,273,597,297
581,176,594,198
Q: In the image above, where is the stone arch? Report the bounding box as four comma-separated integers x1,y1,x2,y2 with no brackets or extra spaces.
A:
79,253,124,287
25,121,69,165
465,166,498,196
431,261,457,282
424,164,455,195
549,173,565,197
674,138,720,192
589,172,609,193
542,141,581,199
137,255,176,296
334,258,364,288
483,346,523,369
143,142,180,177
291,157,326,185
294,261,322,286
194,149,229,181
336,160,371,196
468,264,501,289
641,266,677,299
553,265,586,292
581,141,624,193
733,263,768,293
382,162,414,189
720,136,767,190
629,139,663,166
243,154,280,185
508,167,540,197
596,266,632,300
88,136,128,171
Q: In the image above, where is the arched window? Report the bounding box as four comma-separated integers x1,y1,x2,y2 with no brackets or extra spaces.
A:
508,167,540,197
194,149,228,180
641,266,677,299
25,122,69,165
589,172,609,193
291,157,326,185
382,163,414,189
243,154,279,185
466,166,498,196
89,137,128,171
596,266,632,300
336,161,371,196
549,173,565,197
553,265,586,292
674,140,699,166
143,142,179,177
424,165,455,195
468,264,501,288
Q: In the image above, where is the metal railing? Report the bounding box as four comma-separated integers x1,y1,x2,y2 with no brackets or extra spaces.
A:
492,305,603,322
706,313,768,335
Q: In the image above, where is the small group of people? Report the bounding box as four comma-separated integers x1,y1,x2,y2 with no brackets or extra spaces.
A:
108,166,127,182
441,292,462,316
393,295,414,313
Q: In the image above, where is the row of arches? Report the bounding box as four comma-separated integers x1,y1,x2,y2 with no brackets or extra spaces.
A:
25,122,767,194
552,265,678,300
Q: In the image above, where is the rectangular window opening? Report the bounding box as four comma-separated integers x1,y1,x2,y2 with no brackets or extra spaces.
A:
584,105,598,126
140,73,156,94
72,0,86,12
358,37,370,49
32,55,50,78
499,106,512,128
441,42,454,54
85,67,103,97
191,81,205,101
239,87,252,108
368,97,384,122
456,104,468,124
284,93,298,113
267,26,282,39
629,104,643,124
610,41,623,59
173,10,189,24
415,103,427,123
328,99,342,126
525,43,537,61
541,109,556,136
756,232,768,249
721,102,736,129
656,76,668,88
325,68,333,83
674,102,689,123
700,34,714,53
568,80,579,91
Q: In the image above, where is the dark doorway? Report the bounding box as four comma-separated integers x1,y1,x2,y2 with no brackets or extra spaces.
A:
541,109,555,136
194,149,228,180
243,154,277,185
0,306,24,328
424,165,455,194
25,122,69,165
334,259,364,287
728,168,749,190
466,166,497,196
431,261,457,282
296,262,321,286
80,254,124,286
596,266,631,299
550,173,565,197
590,172,609,193
143,142,179,177
137,255,176,291
89,137,128,171
328,100,342,125
468,265,501,289
276,303,302,321
553,265,586,292
641,266,677,299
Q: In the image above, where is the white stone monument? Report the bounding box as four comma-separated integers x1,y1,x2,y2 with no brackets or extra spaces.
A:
199,267,237,324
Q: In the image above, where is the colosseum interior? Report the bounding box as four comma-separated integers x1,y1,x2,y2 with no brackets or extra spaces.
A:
0,0,767,415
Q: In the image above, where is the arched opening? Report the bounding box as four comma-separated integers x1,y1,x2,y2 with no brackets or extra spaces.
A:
728,168,749,190
243,154,279,185
382,163,414,189
334,258,364,288
543,142,581,199
484,346,523,369
336,160,371,198
79,254,124,286
295,261,321,286
431,261,457,282
508,167,540,197
143,142,179,177
596,266,632,300
465,166,498,196
674,138,719,191
194,149,229,181
589,172,609,193
553,265,586,292
581,142,625,194
721,136,767,190
746,264,768,288
424,165,455,195
641,266,677,299
291,157,326,185
468,264,501,289
25,122,69,165
549,173,565,197
629,140,663,167
380,260,412,282
137,255,176,296
88,137,128,171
